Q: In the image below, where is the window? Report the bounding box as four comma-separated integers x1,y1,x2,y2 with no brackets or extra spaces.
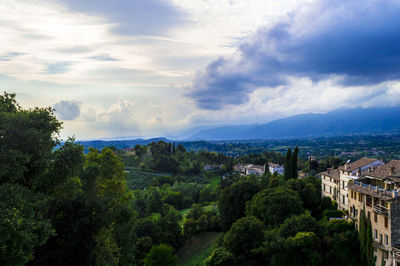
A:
342,181,345,189
323,184,326,191
343,195,345,204
385,234,388,245
367,211,371,221
384,251,388,260
366,196,372,207
374,213,378,223
329,186,332,194
380,233,383,244
385,217,388,228
374,229,378,239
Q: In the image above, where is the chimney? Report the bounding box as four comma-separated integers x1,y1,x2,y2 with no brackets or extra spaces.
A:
389,166,395,176
345,164,348,170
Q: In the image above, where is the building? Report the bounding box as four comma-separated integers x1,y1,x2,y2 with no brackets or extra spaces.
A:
348,160,400,266
338,158,384,210
320,168,340,201
244,164,265,176
268,163,284,175
233,163,246,174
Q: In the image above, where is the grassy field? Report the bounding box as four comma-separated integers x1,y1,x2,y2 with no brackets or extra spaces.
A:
178,232,221,266
208,176,220,189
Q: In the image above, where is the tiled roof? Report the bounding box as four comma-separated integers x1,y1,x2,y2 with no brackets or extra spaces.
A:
366,160,400,179
268,163,281,168
320,168,340,181
338,157,380,172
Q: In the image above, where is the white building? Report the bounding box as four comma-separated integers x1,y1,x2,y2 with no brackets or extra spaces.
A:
268,163,284,175
338,157,384,210
321,168,340,201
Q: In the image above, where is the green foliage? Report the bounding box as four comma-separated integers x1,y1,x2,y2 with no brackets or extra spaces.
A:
204,247,235,266
0,183,53,266
223,216,264,264
292,146,299,179
246,186,304,227
277,212,319,238
184,204,221,238
285,232,321,265
286,176,321,215
359,207,376,266
218,178,262,230
144,244,178,266
94,227,121,266
284,147,299,180
284,148,292,180
321,220,361,265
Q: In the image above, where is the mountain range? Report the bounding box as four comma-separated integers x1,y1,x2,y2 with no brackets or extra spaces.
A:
185,107,400,140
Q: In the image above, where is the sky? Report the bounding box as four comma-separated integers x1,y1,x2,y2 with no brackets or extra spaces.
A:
2,0,400,139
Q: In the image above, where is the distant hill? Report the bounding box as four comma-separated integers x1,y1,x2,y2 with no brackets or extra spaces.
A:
77,137,169,151
188,107,400,140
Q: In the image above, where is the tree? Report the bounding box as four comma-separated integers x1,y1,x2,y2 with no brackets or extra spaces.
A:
204,247,235,266
284,148,292,180
246,186,304,227
223,216,264,264
0,183,53,265
143,244,178,266
0,92,62,187
292,146,299,179
286,176,321,215
285,232,321,265
218,178,261,230
321,220,361,265
359,207,376,266
277,212,319,238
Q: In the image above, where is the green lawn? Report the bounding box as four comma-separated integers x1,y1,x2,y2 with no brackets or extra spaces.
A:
178,232,221,266
208,176,220,189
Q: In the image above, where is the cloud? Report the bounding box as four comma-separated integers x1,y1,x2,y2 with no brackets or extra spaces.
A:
0,52,24,62
88,54,119,61
47,62,73,74
94,99,141,136
53,100,81,120
56,0,188,36
187,0,400,110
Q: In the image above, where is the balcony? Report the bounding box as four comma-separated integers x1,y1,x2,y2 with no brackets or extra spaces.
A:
373,204,389,216
351,181,400,200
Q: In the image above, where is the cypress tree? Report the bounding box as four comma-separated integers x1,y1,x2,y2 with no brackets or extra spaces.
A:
292,146,298,179
284,148,292,180
359,205,376,266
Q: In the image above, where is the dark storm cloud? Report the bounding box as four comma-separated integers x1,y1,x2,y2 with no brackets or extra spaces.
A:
187,0,400,110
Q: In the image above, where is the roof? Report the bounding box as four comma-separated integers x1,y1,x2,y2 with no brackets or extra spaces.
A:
366,160,400,180
320,168,340,181
246,164,264,170
338,157,380,172
268,163,282,168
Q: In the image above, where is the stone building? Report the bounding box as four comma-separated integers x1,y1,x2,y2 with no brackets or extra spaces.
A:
320,168,340,201
338,158,384,210
348,160,400,266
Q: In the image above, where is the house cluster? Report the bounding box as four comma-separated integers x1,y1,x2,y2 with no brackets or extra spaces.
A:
321,157,400,265
233,163,284,176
